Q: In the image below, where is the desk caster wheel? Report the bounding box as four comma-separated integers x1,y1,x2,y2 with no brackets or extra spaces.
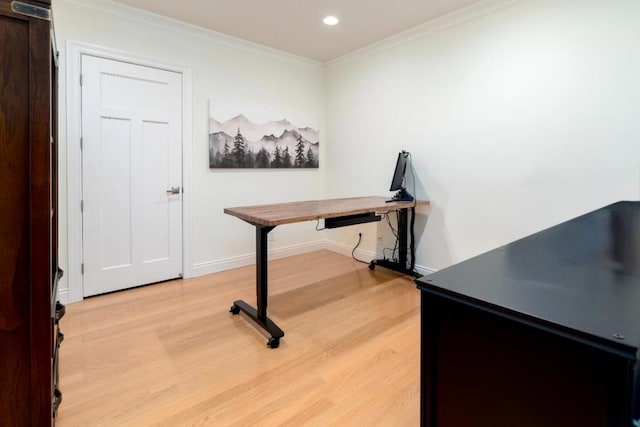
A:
229,304,240,315
267,337,280,349
369,262,375,271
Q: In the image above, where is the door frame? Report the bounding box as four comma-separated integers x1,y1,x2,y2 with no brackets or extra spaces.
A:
65,41,193,303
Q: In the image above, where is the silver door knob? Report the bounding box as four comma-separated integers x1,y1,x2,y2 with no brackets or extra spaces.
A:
166,186,181,195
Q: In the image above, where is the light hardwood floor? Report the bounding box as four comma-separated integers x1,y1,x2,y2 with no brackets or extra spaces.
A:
57,250,420,426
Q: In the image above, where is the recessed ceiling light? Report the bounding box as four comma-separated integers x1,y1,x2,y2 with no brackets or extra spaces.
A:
323,16,339,26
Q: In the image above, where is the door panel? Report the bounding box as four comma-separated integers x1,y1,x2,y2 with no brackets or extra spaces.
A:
141,120,171,263
81,55,182,297
98,116,132,270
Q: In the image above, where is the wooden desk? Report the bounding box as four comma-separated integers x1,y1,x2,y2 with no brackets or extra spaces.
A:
225,196,429,348
416,201,640,426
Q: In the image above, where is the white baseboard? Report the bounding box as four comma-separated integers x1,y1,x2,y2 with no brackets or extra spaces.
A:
182,239,437,280
325,240,437,276
64,240,436,302
57,288,70,305
190,239,326,277
323,239,377,262
323,239,437,277
415,265,436,277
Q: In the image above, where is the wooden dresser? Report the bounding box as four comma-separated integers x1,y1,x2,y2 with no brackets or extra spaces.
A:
0,0,63,424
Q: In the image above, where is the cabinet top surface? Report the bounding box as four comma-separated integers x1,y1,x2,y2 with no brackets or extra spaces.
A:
417,201,640,354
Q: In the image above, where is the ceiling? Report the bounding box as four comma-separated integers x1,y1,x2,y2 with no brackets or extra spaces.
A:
109,0,483,62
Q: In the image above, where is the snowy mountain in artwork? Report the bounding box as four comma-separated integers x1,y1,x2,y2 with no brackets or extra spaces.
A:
209,114,319,168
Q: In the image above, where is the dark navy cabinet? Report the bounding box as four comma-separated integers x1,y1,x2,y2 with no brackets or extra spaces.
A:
417,201,640,426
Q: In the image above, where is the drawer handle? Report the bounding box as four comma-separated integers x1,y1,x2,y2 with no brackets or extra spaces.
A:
55,301,65,323
52,387,62,417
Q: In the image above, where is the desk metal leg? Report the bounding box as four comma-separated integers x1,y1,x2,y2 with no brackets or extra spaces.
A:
398,207,408,268
369,207,422,277
230,225,285,348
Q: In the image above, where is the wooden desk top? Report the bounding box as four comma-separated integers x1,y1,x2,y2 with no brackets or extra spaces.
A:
225,196,430,227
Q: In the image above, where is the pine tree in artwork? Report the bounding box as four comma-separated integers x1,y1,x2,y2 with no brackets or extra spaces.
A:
305,147,316,167
244,148,255,168
294,135,305,168
255,147,271,168
231,127,246,167
282,146,292,168
272,146,283,168
221,141,233,167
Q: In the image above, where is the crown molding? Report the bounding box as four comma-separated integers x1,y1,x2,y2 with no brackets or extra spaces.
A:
325,0,522,69
58,0,322,68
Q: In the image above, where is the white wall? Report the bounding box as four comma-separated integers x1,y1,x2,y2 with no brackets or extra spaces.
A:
54,0,325,301
324,0,640,271
55,0,640,301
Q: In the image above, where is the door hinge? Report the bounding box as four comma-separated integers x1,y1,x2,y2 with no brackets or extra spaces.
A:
81,263,84,274
80,137,83,150
80,73,83,86
80,200,84,212
11,1,51,21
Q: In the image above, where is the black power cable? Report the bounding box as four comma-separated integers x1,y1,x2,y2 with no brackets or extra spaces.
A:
352,232,368,264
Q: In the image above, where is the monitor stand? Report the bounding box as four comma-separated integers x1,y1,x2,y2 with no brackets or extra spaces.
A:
386,187,414,203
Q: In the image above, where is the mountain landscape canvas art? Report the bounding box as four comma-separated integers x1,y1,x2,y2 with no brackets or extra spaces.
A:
209,113,319,168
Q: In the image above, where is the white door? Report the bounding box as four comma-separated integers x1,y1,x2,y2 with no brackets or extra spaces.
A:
81,55,183,297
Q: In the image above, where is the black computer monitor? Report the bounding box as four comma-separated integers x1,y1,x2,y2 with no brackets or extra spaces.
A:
388,151,414,202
